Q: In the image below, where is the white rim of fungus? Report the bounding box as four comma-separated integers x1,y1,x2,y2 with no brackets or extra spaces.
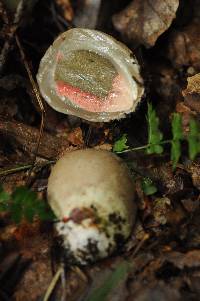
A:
37,28,144,122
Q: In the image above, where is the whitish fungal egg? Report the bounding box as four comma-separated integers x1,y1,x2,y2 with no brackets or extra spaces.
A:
47,149,136,265
37,28,144,122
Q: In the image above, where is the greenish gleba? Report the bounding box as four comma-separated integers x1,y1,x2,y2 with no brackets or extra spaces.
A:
55,50,117,99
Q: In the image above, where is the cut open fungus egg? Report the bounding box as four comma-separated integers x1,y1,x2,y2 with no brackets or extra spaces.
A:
37,28,144,122
47,149,136,265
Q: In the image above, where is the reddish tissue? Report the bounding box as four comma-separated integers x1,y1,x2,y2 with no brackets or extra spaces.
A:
56,74,131,112
56,80,103,112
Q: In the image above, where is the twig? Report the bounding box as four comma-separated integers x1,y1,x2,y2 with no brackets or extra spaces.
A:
60,266,66,301
71,266,88,282
0,164,32,176
0,1,9,25
116,140,172,154
0,0,26,75
43,266,63,301
131,233,150,258
15,35,46,181
0,160,55,177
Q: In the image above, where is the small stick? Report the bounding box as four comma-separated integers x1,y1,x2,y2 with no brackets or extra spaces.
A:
0,0,25,75
131,233,150,259
43,266,63,301
0,160,55,177
15,35,45,118
60,266,66,301
0,164,32,176
15,35,46,182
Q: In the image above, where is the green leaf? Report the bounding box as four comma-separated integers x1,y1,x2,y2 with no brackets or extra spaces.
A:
11,187,28,223
0,185,55,223
10,201,23,223
146,103,164,154
0,200,10,212
141,177,157,195
34,200,56,221
188,118,200,160
171,113,183,169
12,186,29,203
171,113,183,140
38,208,56,221
0,185,10,212
11,186,55,223
85,261,130,301
171,140,181,170
0,185,10,202
113,134,129,153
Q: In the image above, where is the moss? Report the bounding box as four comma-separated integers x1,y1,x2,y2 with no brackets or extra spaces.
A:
54,50,117,98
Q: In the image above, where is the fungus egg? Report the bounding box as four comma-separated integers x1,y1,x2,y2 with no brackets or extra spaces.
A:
47,149,136,264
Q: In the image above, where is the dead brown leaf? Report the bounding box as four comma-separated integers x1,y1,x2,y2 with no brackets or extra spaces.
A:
182,73,200,113
94,143,112,151
176,102,196,135
67,127,84,146
112,0,179,47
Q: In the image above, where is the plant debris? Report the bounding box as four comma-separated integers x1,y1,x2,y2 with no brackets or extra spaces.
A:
0,0,200,300
112,0,179,47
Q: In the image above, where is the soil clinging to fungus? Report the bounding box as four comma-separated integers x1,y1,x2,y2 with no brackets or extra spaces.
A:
37,28,144,122
47,149,136,265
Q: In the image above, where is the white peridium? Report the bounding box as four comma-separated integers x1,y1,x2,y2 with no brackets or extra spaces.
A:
56,220,112,264
37,28,144,122
47,149,136,264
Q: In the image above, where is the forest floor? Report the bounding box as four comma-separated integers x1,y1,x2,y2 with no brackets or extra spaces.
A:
0,1,200,300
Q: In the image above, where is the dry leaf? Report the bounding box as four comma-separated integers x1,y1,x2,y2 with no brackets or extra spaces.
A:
112,0,179,47
94,143,112,151
182,73,200,113
67,127,84,146
176,102,196,135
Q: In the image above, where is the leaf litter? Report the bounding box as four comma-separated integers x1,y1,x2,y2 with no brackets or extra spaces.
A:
1,1,200,301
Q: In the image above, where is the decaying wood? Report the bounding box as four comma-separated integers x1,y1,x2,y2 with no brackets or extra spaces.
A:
0,118,69,159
